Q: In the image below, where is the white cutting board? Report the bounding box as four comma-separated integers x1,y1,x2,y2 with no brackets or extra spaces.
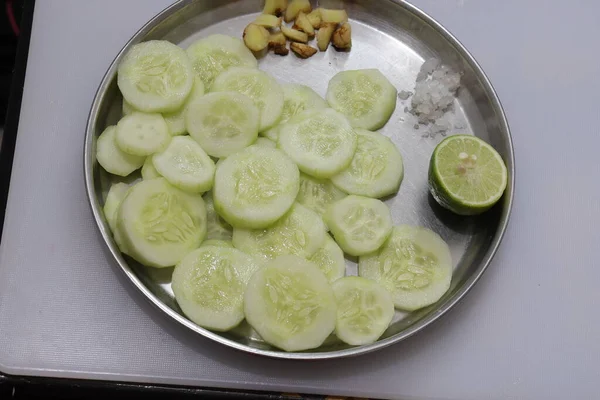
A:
0,1,599,399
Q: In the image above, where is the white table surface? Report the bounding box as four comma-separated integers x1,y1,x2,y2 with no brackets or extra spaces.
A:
0,1,599,399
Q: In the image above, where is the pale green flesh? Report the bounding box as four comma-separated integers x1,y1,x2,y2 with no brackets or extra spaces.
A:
359,225,452,311
152,136,215,193
232,203,326,261
213,146,299,229
278,84,328,126
210,67,284,132
117,178,207,268
244,255,337,352
333,277,395,345
324,195,393,257
162,77,206,136
172,246,260,331
277,108,357,178
186,91,259,158
141,157,162,180
296,173,347,217
96,126,145,177
201,239,233,248
115,112,171,156
331,129,404,198
203,192,233,241
103,183,130,234
308,235,346,283
326,69,397,130
430,135,508,211
186,34,257,89
254,137,277,148
118,40,194,113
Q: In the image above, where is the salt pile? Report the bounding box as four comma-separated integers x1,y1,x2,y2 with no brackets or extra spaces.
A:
409,58,461,130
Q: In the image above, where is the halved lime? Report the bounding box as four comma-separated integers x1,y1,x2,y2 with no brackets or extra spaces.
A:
428,135,508,215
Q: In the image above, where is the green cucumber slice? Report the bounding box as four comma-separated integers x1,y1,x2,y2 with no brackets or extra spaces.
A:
186,91,259,158
118,40,194,113
359,225,453,311
141,157,161,180
116,178,207,268
103,183,129,234
278,108,357,178
244,255,337,351
254,137,277,148
324,195,393,256
201,239,233,248
332,276,394,345
203,192,233,241
186,34,257,89
210,67,284,132
331,129,404,198
122,99,135,116
162,77,206,136
308,235,346,283
213,146,299,229
296,172,347,217
115,112,171,156
96,126,144,177
232,203,326,260
326,69,397,130
152,136,215,193
172,245,261,331
261,84,328,141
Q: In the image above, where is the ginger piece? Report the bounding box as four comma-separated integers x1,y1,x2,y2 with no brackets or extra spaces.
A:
319,8,348,24
263,0,288,16
254,14,282,28
243,24,270,52
268,31,286,47
281,25,308,43
306,9,321,29
332,22,352,50
316,22,336,51
293,12,315,37
273,44,289,56
290,42,317,58
285,0,311,22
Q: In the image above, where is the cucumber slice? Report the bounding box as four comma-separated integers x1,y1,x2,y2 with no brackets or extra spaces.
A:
331,129,404,198
359,225,453,311
96,126,145,176
326,69,397,130
186,92,259,158
324,195,393,256
118,40,194,113
278,108,357,178
152,136,215,193
261,84,328,141
186,34,257,88
203,192,233,241
254,137,277,148
296,172,347,217
201,239,233,248
103,183,129,234
332,276,394,345
213,146,299,229
162,77,206,136
172,246,261,331
211,67,284,132
244,255,337,351
308,235,346,283
115,112,171,156
233,203,326,260
122,99,136,116
141,157,161,180
116,178,207,268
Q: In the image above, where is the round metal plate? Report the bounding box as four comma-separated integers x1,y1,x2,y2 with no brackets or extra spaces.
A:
84,0,514,359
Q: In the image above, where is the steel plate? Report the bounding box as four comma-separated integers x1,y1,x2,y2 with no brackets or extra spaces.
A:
84,0,514,359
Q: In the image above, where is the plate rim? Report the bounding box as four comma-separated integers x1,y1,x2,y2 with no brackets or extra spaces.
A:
83,0,515,360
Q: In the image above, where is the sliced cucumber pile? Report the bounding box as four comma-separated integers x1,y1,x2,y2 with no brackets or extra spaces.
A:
186,91,259,158
232,203,326,260
117,178,207,268
324,195,393,256
99,36,458,351
118,40,194,113
244,255,337,352
186,34,257,88
331,129,404,198
211,67,284,132
359,225,453,311
333,277,395,345
152,136,215,193
213,146,299,229
326,69,397,130
172,245,261,331
278,108,357,178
